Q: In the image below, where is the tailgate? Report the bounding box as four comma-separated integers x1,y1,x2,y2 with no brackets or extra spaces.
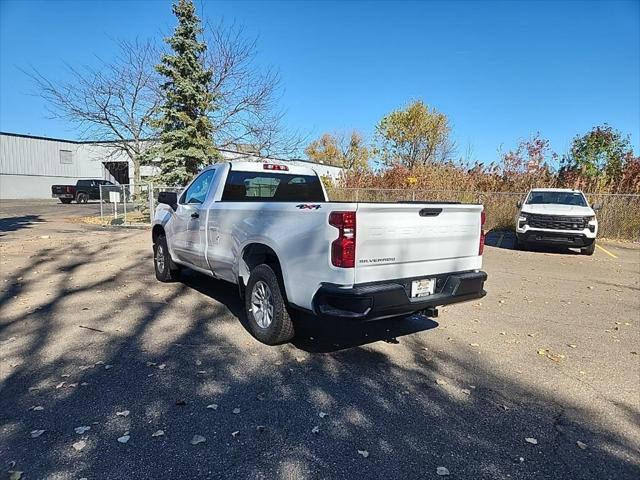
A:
52,185,74,194
354,203,483,284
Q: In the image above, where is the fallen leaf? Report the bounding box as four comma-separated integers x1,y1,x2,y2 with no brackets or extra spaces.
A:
9,471,23,480
568,344,577,348
436,379,447,386
55,382,65,389
319,412,328,418
256,425,266,433
104,365,113,370
190,434,206,445
469,343,480,347
151,430,164,437
29,405,44,411
158,364,166,370
117,435,130,444
231,431,240,438
537,349,547,355
30,429,45,438
357,449,369,458
232,408,241,414
436,466,450,476
525,437,538,445
195,360,202,366
116,410,130,417
74,426,91,434
206,404,218,410
312,426,320,434
576,440,588,450
461,388,471,395
146,361,157,366
72,440,86,451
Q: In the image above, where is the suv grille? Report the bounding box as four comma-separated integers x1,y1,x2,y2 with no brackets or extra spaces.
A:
527,214,587,231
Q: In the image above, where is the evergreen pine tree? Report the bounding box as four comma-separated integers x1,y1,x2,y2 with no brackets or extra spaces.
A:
154,0,219,185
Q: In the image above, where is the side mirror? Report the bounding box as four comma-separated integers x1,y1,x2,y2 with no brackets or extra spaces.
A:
158,191,178,211
592,202,602,211
516,200,522,208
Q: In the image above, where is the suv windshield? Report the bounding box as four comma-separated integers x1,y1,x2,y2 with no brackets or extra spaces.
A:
526,191,587,207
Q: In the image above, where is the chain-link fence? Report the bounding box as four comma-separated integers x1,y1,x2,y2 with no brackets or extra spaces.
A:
99,184,183,226
97,184,639,240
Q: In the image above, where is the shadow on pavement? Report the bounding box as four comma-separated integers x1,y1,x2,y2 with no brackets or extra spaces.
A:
0,232,638,479
0,214,44,235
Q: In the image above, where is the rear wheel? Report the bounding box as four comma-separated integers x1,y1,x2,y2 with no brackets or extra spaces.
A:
245,264,294,345
60,198,72,204
154,235,180,282
581,241,596,256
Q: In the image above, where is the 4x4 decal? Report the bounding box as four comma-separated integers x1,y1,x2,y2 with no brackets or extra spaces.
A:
296,204,321,210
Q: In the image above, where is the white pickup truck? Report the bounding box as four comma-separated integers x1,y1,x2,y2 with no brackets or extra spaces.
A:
515,188,600,255
152,161,487,344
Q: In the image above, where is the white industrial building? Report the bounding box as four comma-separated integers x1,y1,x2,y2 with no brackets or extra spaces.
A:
0,132,343,200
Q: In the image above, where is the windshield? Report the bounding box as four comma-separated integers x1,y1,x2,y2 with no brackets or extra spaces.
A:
525,191,587,207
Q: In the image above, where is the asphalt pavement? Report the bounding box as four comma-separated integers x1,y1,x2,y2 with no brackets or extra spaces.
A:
1,201,638,479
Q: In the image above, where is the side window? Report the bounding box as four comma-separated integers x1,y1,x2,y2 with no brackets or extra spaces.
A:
182,169,216,205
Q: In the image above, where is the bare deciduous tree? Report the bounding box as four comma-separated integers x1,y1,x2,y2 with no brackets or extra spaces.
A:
27,21,302,187
26,39,160,186
204,21,303,157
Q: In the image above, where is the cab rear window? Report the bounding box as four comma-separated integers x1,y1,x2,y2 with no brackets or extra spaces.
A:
222,171,325,202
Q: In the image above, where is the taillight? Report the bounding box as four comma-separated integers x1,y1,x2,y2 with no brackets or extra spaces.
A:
479,210,486,255
329,211,356,268
263,163,289,171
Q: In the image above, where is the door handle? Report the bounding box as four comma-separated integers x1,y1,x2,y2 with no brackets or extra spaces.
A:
191,212,199,219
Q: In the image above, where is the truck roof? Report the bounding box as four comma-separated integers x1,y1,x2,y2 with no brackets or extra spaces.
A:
226,160,320,177
528,188,584,193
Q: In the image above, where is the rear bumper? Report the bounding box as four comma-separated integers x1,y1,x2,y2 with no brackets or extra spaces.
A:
52,193,74,199
517,231,594,247
313,270,487,320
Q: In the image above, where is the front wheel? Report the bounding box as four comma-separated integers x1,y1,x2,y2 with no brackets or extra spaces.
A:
581,241,596,256
154,235,180,282
245,264,294,345
76,193,88,204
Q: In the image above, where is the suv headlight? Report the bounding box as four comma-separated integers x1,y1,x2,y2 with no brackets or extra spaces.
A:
586,215,597,232
518,212,529,228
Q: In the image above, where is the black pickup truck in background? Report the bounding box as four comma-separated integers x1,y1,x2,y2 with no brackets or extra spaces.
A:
51,179,118,204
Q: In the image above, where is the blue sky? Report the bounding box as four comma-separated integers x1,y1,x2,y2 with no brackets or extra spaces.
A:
1,0,638,165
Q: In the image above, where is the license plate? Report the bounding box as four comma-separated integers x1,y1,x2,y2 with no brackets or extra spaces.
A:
411,278,435,298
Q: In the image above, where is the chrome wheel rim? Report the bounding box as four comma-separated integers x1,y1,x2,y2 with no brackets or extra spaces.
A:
156,244,165,272
251,280,274,329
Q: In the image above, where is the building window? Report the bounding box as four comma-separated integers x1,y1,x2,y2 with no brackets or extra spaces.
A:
60,150,73,164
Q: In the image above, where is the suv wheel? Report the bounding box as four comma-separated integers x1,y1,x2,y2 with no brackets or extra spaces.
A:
154,235,180,282
245,264,294,345
581,241,596,256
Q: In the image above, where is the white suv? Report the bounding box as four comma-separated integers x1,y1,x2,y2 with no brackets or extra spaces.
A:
515,188,599,255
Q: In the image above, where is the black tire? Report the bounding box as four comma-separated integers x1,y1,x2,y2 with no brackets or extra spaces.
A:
581,241,596,256
153,235,180,282
244,264,294,345
76,192,88,204
60,198,72,204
